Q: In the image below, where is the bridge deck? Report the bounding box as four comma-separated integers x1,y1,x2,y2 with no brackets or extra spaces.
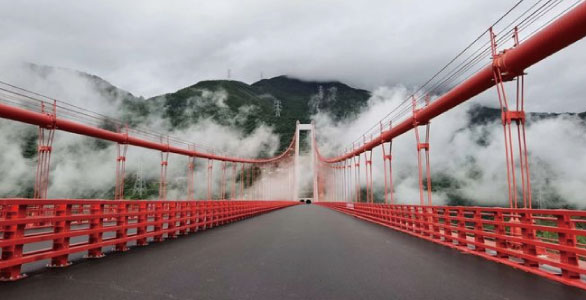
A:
1,204,585,300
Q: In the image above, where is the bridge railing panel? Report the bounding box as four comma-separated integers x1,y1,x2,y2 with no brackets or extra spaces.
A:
316,202,586,290
0,199,299,281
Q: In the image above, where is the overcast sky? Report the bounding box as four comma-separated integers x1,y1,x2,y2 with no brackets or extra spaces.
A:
0,0,585,112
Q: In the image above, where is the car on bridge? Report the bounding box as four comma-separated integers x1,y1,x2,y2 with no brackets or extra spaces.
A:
299,198,312,204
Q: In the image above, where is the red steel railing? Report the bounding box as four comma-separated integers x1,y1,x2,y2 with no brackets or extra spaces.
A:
0,199,299,281
317,202,586,290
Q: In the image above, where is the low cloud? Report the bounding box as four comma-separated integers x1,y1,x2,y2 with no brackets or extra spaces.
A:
314,86,586,209
1,1,584,113
0,62,281,200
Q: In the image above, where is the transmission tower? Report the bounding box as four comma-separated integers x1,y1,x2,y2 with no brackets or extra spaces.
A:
132,163,145,198
274,99,282,117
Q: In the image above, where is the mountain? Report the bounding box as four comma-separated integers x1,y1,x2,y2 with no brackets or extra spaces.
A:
252,75,371,121
142,75,371,150
11,65,372,147
25,62,139,102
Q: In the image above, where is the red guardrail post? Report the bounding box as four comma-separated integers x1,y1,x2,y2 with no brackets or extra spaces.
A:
381,205,388,224
431,207,440,240
196,202,202,231
212,202,218,227
473,208,485,253
226,201,233,223
395,205,403,230
168,202,177,239
412,206,421,235
205,201,211,227
48,203,72,267
214,202,220,227
209,202,214,229
422,206,431,237
398,205,406,230
494,210,509,258
217,201,223,225
519,211,538,267
223,201,228,224
242,202,247,218
154,202,163,242
405,206,413,232
87,203,105,258
0,204,27,281
236,201,241,221
221,201,227,224
201,202,207,229
407,206,414,232
443,208,453,244
188,202,197,232
387,205,394,227
201,202,208,230
374,204,381,222
115,202,129,252
457,208,467,248
137,202,148,246
196,201,203,231
228,201,233,222
179,202,187,235
236,202,242,221
557,214,580,279
219,201,224,225
417,206,425,234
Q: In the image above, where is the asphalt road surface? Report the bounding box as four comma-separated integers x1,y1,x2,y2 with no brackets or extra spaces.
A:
1,204,585,300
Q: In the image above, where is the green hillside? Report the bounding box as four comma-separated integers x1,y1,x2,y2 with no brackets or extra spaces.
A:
144,75,371,151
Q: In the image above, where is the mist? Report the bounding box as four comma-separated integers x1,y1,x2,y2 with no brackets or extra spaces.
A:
0,62,281,200
313,86,586,209
2,59,585,208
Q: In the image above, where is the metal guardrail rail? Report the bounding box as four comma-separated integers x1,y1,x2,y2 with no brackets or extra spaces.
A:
317,202,586,290
0,199,299,281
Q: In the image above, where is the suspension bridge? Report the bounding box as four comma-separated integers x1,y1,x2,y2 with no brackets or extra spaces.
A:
2,2,586,299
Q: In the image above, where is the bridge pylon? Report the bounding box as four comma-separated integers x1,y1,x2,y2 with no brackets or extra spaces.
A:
294,121,317,202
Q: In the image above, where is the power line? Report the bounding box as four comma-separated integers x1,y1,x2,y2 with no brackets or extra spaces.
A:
329,0,575,157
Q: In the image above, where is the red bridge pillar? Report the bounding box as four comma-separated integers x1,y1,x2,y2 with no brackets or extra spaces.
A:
114,126,128,200
187,145,196,201
207,159,214,200
412,95,432,206
231,162,237,200
220,161,227,200
47,203,73,267
490,27,532,209
240,163,245,200
159,136,170,201
353,152,361,202
34,100,56,199
363,136,374,203
381,121,395,204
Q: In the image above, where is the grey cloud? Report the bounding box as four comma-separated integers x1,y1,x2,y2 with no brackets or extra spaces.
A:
1,1,583,112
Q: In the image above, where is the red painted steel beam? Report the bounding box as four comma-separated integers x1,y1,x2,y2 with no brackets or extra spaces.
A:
0,103,295,164
319,2,586,163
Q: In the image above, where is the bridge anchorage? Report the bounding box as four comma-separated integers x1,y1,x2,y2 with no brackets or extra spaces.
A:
0,1,586,299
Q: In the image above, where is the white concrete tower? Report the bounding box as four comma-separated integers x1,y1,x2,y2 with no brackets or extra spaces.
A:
293,121,317,202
